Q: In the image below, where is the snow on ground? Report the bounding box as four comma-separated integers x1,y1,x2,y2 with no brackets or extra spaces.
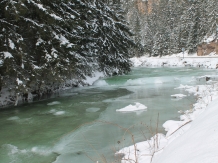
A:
130,52,218,69
116,54,218,163
84,71,104,86
0,71,104,107
116,102,147,112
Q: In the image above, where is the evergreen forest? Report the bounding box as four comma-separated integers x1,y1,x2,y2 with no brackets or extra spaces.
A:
0,0,217,103
123,0,217,57
0,0,134,100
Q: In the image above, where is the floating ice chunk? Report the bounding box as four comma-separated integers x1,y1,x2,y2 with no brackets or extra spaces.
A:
116,102,147,112
7,116,20,121
86,107,100,112
54,111,65,115
171,94,187,98
47,101,61,106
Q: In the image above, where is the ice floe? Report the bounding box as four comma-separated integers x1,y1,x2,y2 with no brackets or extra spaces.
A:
116,102,147,112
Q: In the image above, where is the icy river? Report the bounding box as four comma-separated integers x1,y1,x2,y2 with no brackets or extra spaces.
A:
0,67,217,163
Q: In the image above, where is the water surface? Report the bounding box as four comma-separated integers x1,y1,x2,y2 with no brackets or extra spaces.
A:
0,67,217,163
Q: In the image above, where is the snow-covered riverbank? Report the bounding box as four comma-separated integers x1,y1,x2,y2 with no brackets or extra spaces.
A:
131,52,218,69
116,54,218,163
0,71,104,108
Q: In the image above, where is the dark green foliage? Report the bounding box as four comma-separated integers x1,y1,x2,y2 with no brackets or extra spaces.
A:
0,0,133,97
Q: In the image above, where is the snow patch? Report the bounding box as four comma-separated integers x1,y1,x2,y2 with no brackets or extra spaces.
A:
50,14,62,21
84,71,104,86
9,39,15,49
16,78,23,85
36,38,44,46
130,55,218,69
3,52,13,59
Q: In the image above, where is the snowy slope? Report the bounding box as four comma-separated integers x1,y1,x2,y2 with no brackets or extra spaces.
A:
153,98,218,163
117,55,218,163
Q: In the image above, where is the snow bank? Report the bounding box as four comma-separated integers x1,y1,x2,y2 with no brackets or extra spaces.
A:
152,99,218,163
116,55,218,163
130,54,218,69
117,81,218,163
84,71,104,86
0,71,104,107
116,102,147,112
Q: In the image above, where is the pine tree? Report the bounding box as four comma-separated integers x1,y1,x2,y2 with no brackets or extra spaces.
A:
0,0,134,101
206,0,218,39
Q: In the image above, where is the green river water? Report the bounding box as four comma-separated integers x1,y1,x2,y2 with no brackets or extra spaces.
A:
0,67,217,163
